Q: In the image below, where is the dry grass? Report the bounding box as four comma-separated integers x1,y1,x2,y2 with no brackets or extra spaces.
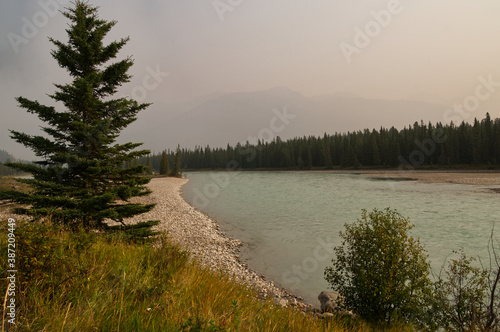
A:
0,220,405,331
0,177,30,193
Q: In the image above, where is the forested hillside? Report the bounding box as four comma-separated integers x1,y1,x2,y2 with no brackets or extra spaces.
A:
0,149,25,176
141,113,500,171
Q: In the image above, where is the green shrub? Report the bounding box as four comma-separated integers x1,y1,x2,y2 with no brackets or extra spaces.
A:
433,248,499,331
324,208,432,326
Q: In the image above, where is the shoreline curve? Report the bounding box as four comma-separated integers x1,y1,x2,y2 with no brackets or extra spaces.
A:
123,177,310,310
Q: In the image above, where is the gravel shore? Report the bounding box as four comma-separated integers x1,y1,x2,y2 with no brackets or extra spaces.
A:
0,177,308,309
118,177,308,309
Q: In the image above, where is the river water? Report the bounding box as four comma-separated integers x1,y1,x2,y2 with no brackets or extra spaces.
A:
182,171,499,305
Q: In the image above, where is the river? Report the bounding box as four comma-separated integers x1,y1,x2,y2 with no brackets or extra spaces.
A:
182,171,499,305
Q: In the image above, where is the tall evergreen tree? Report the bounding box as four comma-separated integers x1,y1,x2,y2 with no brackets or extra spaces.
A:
146,155,153,175
482,113,493,164
306,147,313,170
370,135,381,166
159,151,169,176
1,2,156,228
171,145,182,177
323,139,333,170
494,119,500,164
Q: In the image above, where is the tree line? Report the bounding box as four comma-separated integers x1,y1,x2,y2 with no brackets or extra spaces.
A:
0,149,26,176
4,113,499,176
143,113,500,171
0,162,26,177
135,146,182,176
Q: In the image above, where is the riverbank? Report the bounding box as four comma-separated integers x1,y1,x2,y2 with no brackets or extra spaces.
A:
116,177,309,309
137,172,500,305
0,176,308,308
2,206,363,330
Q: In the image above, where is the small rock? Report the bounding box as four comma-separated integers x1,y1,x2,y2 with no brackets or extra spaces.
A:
318,291,340,313
279,298,288,307
274,297,288,307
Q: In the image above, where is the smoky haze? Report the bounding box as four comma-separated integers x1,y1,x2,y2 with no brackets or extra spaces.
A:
2,0,500,160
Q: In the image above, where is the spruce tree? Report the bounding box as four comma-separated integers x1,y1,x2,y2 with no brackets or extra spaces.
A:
146,155,153,175
171,145,182,177
1,2,156,229
159,151,169,176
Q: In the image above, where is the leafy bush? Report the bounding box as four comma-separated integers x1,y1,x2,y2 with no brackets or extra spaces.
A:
324,208,432,326
433,247,500,331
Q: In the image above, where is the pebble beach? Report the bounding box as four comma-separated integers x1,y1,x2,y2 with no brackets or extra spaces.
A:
117,177,307,309
0,176,309,309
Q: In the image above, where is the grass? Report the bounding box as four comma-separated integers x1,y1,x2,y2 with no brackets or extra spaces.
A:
0,219,417,331
0,177,30,194
0,221,317,331
0,177,31,214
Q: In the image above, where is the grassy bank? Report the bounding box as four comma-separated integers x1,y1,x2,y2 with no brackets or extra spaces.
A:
0,178,412,330
0,177,30,194
0,220,415,331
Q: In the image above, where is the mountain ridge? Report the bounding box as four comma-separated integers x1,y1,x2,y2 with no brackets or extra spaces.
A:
122,87,449,152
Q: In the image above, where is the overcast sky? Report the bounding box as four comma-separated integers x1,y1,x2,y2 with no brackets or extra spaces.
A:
2,0,500,159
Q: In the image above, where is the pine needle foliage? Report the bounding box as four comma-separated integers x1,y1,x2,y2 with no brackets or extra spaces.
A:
1,1,156,230
171,145,182,177
159,151,169,176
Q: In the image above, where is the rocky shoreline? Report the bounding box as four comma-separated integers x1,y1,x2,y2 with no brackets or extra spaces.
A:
118,177,313,311
0,177,320,312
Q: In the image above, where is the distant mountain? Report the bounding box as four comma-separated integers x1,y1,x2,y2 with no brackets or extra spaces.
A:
403,93,450,105
313,91,361,100
121,87,449,153
310,94,448,131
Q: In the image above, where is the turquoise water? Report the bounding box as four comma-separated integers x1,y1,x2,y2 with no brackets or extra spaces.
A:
182,171,499,305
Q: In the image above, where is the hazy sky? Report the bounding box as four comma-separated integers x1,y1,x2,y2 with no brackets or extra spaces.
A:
2,0,500,159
